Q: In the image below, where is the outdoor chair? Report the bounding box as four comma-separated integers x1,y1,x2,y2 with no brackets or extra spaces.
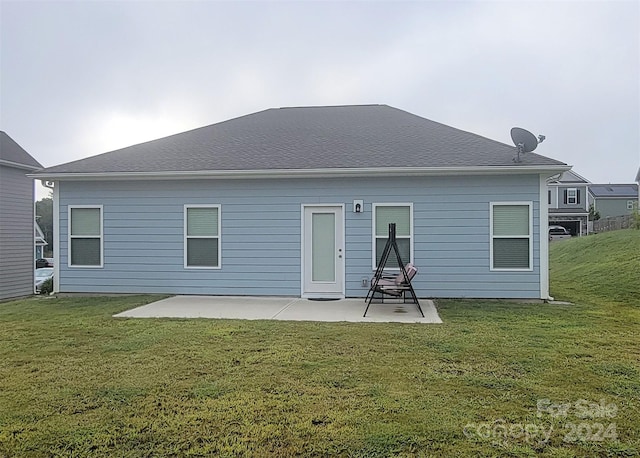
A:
366,262,418,299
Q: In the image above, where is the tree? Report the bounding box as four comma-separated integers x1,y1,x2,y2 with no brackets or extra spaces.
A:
36,197,54,257
588,204,600,221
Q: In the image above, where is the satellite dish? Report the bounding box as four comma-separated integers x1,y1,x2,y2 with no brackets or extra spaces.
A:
510,127,543,162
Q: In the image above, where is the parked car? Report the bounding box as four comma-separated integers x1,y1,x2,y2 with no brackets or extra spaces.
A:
35,267,54,293
549,225,572,241
35,258,54,268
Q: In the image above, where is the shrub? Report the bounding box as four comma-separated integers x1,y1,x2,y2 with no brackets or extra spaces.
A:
632,209,640,230
39,278,53,295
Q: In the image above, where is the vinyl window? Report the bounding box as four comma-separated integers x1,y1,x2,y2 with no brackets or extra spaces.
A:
565,188,579,205
490,202,533,271
69,206,103,267
185,205,221,268
372,204,413,269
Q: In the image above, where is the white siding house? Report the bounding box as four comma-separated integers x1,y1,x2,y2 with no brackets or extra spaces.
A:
0,132,43,300
33,105,570,300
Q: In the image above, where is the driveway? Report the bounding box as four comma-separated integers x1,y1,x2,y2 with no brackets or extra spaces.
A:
114,296,442,324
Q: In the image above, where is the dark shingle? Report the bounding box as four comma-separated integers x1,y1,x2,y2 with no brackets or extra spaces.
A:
589,184,638,198
36,105,566,175
0,131,43,170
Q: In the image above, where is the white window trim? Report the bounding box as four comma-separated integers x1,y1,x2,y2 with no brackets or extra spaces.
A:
184,204,221,269
68,205,104,268
371,203,414,270
490,201,533,272
627,200,635,210
567,188,577,204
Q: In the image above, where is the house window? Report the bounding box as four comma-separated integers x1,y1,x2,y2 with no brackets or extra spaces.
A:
185,205,220,268
69,206,103,267
490,203,532,271
565,188,580,205
373,204,412,269
627,200,635,210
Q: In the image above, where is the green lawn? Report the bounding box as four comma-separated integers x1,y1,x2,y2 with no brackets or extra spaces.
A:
1,231,638,457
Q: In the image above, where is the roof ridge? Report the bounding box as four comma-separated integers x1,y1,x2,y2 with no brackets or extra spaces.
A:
276,104,386,110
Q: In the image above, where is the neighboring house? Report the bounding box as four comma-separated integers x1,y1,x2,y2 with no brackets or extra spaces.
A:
35,221,48,259
0,131,43,300
32,105,570,300
588,184,639,219
547,170,590,236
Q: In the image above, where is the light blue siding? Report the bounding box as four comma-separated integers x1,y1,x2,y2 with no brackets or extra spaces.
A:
57,174,543,298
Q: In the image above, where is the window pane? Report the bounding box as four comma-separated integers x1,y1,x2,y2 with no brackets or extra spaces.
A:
376,237,410,268
71,238,101,266
312,213,335,282
493,205,529,236
376,206,410,236
493,238,529,269
71,208,100,236
187,238,219,267
187,208,218,236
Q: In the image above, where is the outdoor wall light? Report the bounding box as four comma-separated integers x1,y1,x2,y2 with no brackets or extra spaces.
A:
353,200,363,213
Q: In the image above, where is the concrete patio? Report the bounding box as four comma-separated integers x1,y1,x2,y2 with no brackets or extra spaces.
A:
114,296,442,324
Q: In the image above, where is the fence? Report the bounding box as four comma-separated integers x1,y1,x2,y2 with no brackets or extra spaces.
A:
592,214,636,233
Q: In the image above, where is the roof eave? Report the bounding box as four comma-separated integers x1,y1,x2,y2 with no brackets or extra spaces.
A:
1,159,42,171
30,165,571,181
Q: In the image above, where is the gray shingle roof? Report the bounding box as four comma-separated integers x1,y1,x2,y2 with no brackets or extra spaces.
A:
35,105,566,175
554,170,590,184
0,131,43,170
589,184,638,198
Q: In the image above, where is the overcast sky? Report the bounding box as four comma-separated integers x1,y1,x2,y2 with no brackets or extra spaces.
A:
1,0,638,200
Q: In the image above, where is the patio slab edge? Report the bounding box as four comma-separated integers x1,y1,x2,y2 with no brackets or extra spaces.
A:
114,296,442,324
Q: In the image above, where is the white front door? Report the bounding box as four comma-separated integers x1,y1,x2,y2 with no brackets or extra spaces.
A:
302,205,344,298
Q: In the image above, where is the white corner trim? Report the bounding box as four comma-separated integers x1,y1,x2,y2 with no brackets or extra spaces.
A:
53,184,60,293
539,175,551,300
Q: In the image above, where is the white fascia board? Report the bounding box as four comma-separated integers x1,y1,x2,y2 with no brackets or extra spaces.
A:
1,159,42,171
30,165,571,181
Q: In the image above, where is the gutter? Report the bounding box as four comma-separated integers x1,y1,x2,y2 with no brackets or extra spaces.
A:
30,165,572,181
1,159,42,171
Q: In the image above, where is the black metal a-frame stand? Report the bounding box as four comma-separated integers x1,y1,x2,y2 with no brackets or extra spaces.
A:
364,223,423,317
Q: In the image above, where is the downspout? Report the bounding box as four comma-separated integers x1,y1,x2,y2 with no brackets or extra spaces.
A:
41,180,59,293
